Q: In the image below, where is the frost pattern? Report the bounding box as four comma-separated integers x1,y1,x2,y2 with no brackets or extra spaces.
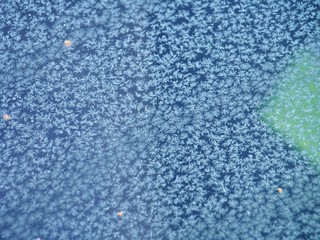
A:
0,0,320,239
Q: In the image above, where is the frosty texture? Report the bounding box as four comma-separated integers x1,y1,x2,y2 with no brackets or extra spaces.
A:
262,52,320,172
0,0,320,239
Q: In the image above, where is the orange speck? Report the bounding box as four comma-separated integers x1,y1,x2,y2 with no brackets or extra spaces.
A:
277,187,283,193
117,211,123,217
3,113,12,121
64,40,72,47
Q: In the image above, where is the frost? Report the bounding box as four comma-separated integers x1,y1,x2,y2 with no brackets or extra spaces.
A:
0,0,320,239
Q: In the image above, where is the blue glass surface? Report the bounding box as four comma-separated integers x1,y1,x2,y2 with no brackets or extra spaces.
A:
0,0,319,239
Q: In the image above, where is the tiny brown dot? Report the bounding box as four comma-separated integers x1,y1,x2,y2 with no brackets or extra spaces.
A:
277,187,283,193
3,114,12,121
117,211,123,217
64,40,72,47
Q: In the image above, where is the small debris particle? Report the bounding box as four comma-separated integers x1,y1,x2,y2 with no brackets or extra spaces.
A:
3,113,12,121
64,40,72,47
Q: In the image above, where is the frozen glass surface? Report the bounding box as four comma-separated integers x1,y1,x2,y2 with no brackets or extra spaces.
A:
262,52,320,172
0,0,319,239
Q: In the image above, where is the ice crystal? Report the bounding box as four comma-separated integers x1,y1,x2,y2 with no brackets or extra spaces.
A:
0,0,320,239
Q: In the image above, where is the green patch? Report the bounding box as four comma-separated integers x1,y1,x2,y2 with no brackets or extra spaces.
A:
261,52,320,172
